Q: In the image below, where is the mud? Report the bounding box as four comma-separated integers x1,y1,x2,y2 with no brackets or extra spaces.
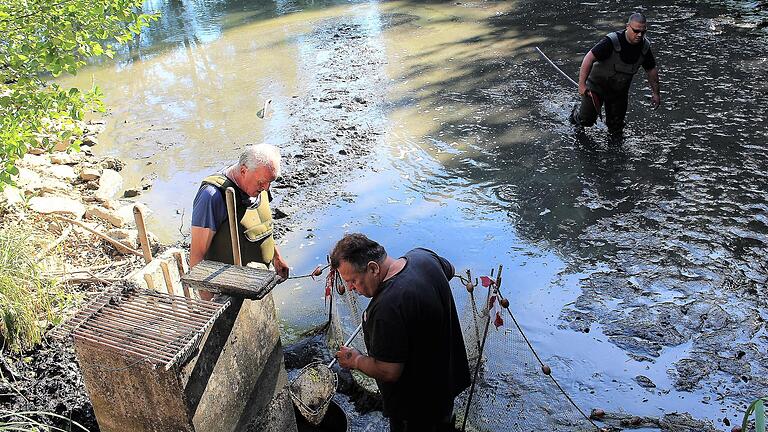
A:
270,18,386,239
0,16,388,432
0,341,97,431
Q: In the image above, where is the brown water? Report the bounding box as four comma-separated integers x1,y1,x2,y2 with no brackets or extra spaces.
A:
60,0,768,430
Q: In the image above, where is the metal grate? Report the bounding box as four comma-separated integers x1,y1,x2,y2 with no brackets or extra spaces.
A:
61,283,228,370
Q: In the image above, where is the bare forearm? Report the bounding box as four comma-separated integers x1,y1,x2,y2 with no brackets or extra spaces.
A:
578,51,596,95
354,355,403,383
647,68,660,94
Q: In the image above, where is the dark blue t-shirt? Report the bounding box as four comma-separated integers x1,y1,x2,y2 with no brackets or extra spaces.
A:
191,184,228,231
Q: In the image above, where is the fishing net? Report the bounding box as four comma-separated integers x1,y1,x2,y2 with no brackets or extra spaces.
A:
322,265,599,432
326,269,379,396
289,361,338,426
453,269,599,432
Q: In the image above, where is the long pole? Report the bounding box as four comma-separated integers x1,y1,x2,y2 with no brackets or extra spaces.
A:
535,47,578,88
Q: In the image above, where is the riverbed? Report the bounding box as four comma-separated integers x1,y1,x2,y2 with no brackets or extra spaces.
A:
61,0,768,430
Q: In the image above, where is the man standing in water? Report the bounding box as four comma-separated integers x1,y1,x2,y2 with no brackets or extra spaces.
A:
570,12,661,135
332,233,470,432
190,143,289,300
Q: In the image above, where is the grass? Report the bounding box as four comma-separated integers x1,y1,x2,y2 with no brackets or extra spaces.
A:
0,410,88,431
0,226,75,353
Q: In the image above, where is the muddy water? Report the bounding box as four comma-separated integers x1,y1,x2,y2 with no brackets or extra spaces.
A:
60,0,768,430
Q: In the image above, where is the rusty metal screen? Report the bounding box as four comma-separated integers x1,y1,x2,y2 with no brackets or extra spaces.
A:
57,283,228,370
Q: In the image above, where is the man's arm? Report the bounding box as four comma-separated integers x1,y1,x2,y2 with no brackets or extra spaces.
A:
578,50,597,96
336,346,404,383
272,245,289,280
646,67,661,108
190,226,216,268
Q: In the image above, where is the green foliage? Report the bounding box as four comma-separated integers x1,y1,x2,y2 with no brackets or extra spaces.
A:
743,397,768,432
0,227,76,353
0,0,157,188
0,409,88,431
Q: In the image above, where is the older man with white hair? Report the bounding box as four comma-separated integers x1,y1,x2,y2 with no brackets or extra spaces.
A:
190,143,289,300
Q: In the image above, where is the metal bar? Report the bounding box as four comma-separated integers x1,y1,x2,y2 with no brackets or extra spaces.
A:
87,310,190,350
141,296,219,320
75,329,174,363
535,47,578,87
140,290,224,312
165,297,231,370
115,301,208,328
79,320,182,358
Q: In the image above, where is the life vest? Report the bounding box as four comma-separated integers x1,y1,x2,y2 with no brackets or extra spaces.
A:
587,31,651,94
200,174,275,266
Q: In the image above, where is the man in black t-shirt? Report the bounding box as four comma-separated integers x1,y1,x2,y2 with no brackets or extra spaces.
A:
331,233,470,432
570,12,661,135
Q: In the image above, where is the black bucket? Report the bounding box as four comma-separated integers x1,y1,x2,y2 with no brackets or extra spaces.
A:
294,400,348,432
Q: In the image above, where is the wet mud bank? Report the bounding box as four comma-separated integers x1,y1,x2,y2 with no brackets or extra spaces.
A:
0,14,389,432
271,17,387,238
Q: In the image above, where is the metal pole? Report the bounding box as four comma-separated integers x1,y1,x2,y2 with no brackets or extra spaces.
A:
535,47,578,87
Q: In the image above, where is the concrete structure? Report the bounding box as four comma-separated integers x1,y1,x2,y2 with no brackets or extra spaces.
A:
73,250,297,432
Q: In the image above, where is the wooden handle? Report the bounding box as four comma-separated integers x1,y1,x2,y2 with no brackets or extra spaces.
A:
133,205,152,264
224,187,242,266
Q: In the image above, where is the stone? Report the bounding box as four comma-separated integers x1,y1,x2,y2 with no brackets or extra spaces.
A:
20,153,51,167
635,375,657,389
0,186,23,209
80,168,101,181
27,147,46,155
107,228,139,250
99,157,124,171
123,188,140,198
53,139,71,152
15,167,71,194
95,169,123,201
82,135,99,146
140,174,156,190
86,205,125,228
49,165,78,181
28,196,86,219
50,152,81,165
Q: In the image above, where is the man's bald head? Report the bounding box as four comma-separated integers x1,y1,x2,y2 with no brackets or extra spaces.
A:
628,12,647,25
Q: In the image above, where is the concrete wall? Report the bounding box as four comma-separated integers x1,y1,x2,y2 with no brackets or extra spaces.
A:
74,252,297,432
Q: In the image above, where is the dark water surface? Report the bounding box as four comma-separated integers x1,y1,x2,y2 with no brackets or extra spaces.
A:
62,0,768,429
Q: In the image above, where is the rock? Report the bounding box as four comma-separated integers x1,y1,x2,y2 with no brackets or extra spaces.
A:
86,205,125,228
140,174,156,190
82,135,98,146
15,167,71,194
635,375,657,389
50,152,81,165
27,147,46,155
79,168,101,181
49,165,77,181
99,157,124,171
95,169,123,201
116,202,150,227
53,139,71,152
274,207,289,219
28,196,85,219
123,188,140,198
107,228,139,251
0,186,24,210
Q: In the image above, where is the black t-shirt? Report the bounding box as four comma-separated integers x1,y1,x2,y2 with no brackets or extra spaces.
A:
591,30,656,70
363,248,471,421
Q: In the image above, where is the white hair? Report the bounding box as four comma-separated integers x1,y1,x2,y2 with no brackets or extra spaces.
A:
239,143,282,177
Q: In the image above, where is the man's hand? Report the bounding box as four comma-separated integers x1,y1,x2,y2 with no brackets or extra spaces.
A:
336,346,362,370
578,82,588,97
651,92,661,109
273,246,289,280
